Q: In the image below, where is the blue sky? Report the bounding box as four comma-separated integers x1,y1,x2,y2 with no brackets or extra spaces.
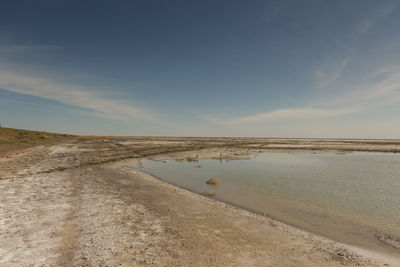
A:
1,0,400,138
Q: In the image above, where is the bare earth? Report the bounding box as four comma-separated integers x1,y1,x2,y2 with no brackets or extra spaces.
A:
1,137,400,266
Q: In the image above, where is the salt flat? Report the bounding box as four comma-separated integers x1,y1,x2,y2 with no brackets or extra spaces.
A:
1,136,399,266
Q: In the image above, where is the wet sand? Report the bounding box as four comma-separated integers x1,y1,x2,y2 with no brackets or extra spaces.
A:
1,137,400,266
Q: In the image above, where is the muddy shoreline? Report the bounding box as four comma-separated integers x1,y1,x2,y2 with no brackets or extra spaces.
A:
1,137,400,266
127,168,400,266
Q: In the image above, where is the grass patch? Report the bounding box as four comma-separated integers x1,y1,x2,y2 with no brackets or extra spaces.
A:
0,127,75,154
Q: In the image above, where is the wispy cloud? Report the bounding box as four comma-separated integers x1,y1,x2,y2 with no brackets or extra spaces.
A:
366,69,400,98
379,4,396,17
314,57,349,88
209,107,358,125
357,19,373,34
0,71,155,121
356,4,395,36
368,65,398,79
317,64,400,110
313,4,396,90
0,45,59,53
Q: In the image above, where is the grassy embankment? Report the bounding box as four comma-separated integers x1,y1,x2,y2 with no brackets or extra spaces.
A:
0,127,75,155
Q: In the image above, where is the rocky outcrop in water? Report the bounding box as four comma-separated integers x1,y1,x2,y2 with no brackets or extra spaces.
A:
206,178,219,185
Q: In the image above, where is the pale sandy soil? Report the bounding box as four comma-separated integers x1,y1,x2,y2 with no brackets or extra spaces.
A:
1,137,400,266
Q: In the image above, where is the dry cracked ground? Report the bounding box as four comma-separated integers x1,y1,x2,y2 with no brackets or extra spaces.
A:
1,137,399,266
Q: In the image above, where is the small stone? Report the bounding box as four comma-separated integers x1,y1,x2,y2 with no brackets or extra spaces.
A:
206,178,219,185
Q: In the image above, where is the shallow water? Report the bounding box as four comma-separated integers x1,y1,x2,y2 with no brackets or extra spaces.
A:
140,152,400,253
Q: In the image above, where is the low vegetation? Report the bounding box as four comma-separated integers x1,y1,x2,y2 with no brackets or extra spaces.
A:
0,127,74,154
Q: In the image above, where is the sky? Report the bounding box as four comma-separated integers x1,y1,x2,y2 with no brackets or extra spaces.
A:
1,0,400,138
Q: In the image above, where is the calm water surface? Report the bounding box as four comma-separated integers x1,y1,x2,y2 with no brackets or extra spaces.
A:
140,152,400,253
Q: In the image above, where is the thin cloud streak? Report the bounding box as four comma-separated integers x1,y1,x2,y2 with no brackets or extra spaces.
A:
0,71,155,121
368,66,398,78
314,57,349,89
0,45,60,53
210,107,358,125
366,69,400,98
313,5,396,90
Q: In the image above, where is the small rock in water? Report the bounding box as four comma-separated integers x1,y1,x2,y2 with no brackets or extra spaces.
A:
163,160,168,163
196,165,202,168
206,178,219,185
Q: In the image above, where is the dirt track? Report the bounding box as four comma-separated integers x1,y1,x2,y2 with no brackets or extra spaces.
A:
1,138,399,266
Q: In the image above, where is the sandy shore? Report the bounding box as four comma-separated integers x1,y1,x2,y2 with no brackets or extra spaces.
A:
1,137,399,266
